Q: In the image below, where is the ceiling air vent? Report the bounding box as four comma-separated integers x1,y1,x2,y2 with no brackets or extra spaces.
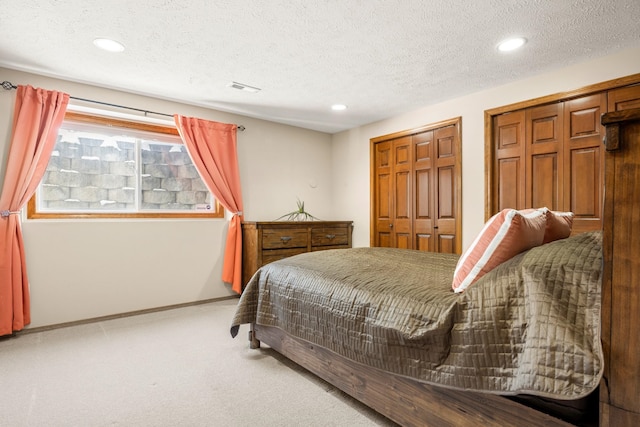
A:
228,81,261,93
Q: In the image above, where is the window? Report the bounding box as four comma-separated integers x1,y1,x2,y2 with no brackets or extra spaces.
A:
28,112,223,219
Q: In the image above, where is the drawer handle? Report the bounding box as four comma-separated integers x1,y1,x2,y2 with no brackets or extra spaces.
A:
280,236,292,243
325,234,336,240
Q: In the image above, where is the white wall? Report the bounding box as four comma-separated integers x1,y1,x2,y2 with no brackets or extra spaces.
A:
0,67,333,328
332,45,640,249
4,44,640,329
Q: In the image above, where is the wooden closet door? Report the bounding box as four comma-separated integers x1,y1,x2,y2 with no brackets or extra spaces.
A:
563,94,606,234
411,124,461,254
373,140,393,247
433,125,459,254
493,110,526,211
372,118,461,253
526,103,564,210
392,137,413,249
373,137,413,249
413,130,435,251
487,79,640,238
492,96,605,234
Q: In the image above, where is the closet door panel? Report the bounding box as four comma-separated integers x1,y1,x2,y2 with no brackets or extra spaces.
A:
415,169,431,218
415,233,433,252
377,233,392,248
437,235,456,255
394,171,410,219
436,165,457,253
434,126,459,254
393,169,412,242
438,166,454,218
413,131,434,251
530,154,559,209
526,103,563,210
608,85,640,112
494,111,525,210
393,137,413,248
497,158,522,211
564,94,605,233
395,232,412,249
374,141,393,247
569,147,599,216
377,174,391,219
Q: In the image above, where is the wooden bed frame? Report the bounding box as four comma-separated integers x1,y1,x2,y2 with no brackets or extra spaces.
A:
247,108,640,427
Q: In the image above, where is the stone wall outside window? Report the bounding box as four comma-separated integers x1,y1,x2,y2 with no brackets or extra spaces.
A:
38,130,212,212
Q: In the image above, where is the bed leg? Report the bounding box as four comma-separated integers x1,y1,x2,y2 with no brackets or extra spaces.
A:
249,324,260,349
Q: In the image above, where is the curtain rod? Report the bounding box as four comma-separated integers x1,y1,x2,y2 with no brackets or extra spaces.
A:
1,80,245,131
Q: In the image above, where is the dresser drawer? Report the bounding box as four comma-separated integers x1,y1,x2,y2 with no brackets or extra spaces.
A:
262,248,308,264
262,228,308,249
311,226,350,247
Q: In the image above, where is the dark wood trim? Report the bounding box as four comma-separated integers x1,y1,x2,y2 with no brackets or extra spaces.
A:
369,136,377,247
599,108,640,426
26,196,224,219
485,74,640,117
600,108,640,125
484,110,494,222
601,109,640,151
370,116,462,143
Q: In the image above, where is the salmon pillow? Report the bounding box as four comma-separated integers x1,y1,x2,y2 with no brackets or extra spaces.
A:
452,208,547,293
542,209,574,243
520,207,574,243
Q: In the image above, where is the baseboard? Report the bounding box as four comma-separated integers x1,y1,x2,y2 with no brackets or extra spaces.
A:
20,295,240,335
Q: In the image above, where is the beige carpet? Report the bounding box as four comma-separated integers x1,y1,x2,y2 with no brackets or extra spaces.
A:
0,299,397,427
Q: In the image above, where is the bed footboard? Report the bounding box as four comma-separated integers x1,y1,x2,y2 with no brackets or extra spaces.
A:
252,323,581,427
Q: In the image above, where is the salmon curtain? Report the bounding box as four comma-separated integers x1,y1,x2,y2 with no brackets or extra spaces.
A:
173,115,244,294
0,85,69,335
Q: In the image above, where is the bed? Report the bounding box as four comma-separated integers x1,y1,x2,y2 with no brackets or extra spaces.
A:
230,108,640,427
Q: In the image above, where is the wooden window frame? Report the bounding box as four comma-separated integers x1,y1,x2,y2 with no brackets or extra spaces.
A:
27,111,224,219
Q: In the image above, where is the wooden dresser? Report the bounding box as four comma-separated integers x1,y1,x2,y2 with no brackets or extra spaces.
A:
241,221,353,287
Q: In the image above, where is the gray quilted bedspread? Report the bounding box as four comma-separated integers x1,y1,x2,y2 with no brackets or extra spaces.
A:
230,231,603,399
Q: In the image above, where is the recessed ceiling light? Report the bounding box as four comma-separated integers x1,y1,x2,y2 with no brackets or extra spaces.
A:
497,37,526,52
228,81,261,93
93,38,125,53
331,104,347,111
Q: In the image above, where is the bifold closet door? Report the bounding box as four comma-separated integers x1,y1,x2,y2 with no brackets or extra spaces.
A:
493,94,606,233
373,136,413,249
373,119,461,254
413,126,459,254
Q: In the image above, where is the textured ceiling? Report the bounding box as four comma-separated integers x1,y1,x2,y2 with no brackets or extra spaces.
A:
1,0,639,133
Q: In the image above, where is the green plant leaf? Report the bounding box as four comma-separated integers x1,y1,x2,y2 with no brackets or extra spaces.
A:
274,198,320,221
